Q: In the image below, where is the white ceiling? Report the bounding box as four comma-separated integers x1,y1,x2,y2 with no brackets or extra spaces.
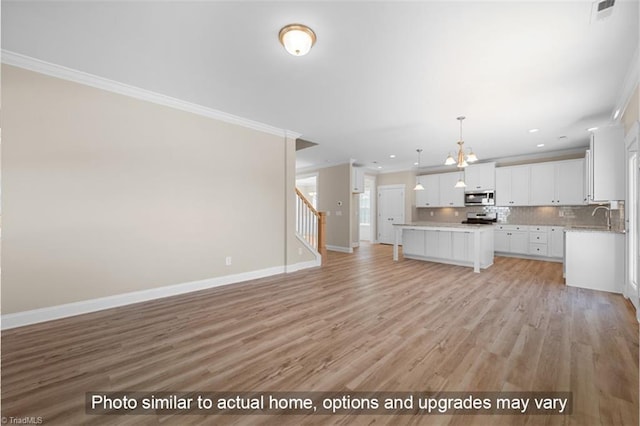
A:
2,1,638,173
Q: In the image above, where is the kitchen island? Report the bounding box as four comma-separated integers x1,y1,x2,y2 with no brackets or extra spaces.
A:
393,222,494,272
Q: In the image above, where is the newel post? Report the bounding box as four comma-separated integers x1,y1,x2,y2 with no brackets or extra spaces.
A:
318,211,327,264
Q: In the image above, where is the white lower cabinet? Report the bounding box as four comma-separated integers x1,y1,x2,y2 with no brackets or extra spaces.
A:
451,232,469,262
495,224,564,260
425,230,439,258
549,227,564,258
495,225,528,255
402,229,426,256
437,230,452,258
529,226,549,257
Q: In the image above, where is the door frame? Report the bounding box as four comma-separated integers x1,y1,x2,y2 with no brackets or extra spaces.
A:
625,120,640,318
377,184,406,244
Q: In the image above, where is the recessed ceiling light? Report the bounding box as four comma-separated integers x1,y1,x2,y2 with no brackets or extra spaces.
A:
377,166,382,169
587,127,598,132
537,143,545,148
613,109,621,120
414,162,419,166
389,154,396,158
529,128,539,133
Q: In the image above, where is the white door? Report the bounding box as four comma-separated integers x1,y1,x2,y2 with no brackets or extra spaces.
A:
378,185,405,244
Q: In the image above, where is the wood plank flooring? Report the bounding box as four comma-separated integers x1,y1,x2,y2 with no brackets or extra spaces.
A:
2,243,638,425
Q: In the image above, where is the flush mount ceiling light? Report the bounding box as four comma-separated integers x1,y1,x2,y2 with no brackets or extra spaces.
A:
444,116,478,168
279,24,316,56
414,149,425,191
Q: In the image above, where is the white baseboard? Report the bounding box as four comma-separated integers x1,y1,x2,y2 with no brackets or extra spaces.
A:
285,259,321,273
494,252,563,263
1,265,288,330
326,245,353,253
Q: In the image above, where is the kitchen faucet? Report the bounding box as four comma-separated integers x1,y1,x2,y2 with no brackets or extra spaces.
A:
591,205,611,230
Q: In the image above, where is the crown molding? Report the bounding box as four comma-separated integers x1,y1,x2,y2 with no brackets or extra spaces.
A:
1,50,302,140
613,45,639,123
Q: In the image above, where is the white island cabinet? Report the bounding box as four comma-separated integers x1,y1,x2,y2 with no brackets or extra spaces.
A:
394,223,494,273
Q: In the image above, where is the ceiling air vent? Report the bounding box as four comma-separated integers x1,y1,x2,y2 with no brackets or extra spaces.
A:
597,0,615,12
591,0,615,21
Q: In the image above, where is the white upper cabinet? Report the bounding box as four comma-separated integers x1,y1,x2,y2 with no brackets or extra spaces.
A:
352,166,365,193
529,159,585,206
464,162,496,191
556,159,586,205
495,165,530,206
588,126,624,202
529,163,556,205
415,174,440,207
415,172,462,207
439,172,465,207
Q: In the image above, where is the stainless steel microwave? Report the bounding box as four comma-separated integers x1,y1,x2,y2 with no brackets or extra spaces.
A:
464,190,495,206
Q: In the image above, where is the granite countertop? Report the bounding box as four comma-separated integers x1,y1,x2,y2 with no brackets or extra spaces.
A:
563,225,625,234
393,222,493,229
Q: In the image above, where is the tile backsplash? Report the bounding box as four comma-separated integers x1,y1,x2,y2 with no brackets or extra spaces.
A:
414,203,625,231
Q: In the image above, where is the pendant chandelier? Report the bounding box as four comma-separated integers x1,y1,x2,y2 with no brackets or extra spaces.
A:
444,116,478,168
444,116,478,188
413,149,425,191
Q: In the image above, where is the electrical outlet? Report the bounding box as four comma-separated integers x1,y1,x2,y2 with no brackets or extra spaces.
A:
430,211,434,217
454,211,459,217
559,210,564,217
225,256,232,266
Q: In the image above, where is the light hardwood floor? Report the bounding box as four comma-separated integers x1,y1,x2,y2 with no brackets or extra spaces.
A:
2,243,638,425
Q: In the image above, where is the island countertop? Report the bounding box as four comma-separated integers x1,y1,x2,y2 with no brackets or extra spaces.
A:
392,223,494,273
393,222,494,230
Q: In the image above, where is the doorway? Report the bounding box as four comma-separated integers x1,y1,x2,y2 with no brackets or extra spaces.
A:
377,185,405,245
359,176,376,241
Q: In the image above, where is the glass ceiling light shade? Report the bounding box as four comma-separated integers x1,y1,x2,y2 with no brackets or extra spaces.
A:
279,24,316,56
414,149,425,191
444,116,478,168
454,177,467,188
444,154,456,165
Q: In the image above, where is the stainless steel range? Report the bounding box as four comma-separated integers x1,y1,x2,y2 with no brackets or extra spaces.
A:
461,212,497,225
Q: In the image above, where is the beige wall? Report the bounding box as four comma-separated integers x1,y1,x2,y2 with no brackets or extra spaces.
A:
2,65,294,314
316,163,351,250
622,86,639,136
